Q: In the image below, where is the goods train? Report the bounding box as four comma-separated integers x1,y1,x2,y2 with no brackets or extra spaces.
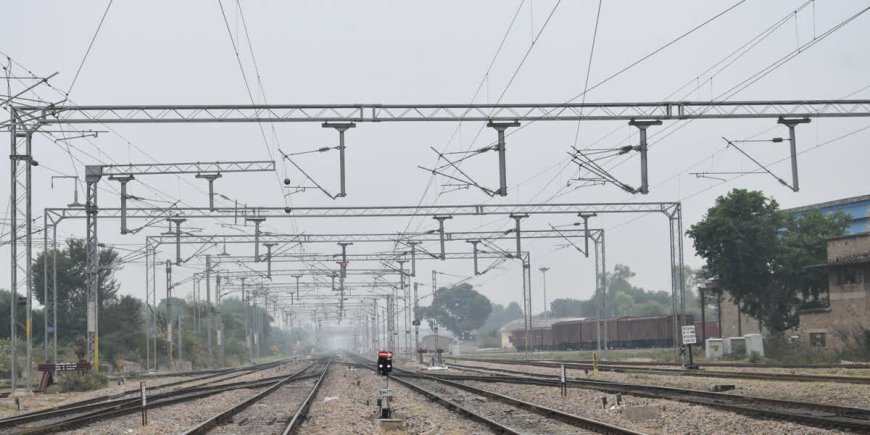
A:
510,315,720,351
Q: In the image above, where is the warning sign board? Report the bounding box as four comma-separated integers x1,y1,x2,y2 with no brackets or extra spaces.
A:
681,325,697,345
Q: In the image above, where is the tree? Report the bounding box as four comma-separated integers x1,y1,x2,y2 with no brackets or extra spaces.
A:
477,302,523,335
688,189,848,336
421,283,491,339
32,239,123,342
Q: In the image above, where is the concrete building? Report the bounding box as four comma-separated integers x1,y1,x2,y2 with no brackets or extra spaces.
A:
798,232,870,350
717,193,870,340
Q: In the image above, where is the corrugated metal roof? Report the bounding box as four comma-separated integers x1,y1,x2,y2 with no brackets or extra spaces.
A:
783,193,870,213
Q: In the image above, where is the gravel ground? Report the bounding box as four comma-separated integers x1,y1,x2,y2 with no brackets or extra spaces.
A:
0,361,301,420
299,363,494,434
458,379,843,435
210,377,320,434
15,363,306,434
404,376,596,434
449,360,870,409
66,387,266,435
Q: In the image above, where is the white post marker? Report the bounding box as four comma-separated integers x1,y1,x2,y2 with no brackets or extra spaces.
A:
140,381,147,425
560,364,567,397
681,325,697,368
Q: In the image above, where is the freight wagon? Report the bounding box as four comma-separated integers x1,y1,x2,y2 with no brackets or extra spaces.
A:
514,315,697,351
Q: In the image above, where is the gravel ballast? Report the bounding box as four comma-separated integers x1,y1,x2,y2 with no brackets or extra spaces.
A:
299,363,495,434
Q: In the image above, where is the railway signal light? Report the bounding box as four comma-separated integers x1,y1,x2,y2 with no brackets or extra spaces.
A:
377,350,393,376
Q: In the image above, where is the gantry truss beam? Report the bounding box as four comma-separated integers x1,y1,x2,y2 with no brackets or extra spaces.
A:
7,100,870,126
90,160,275,176
146,229,596,246
46,202,677,223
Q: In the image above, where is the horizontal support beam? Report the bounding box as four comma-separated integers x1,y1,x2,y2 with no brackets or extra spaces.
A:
9,100,870,126
47,202,676,222
146,228,600,247
91,160,275,177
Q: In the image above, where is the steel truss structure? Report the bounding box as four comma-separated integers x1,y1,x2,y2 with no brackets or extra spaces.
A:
17,97,866,383
6,100,870,125
42,201,679,365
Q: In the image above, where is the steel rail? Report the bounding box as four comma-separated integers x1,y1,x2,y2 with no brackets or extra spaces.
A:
183,357,331,435
447,358,870,384
435,364,870,432
349,355,639,435
282,358,332,434
0,360,293,430
15,372,314,434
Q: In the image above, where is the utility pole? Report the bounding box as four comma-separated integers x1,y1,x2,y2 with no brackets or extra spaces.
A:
165,260,173,367
205,255,213,367
241,277,252,364
539,267,550,317
216,274,224,367
413,282,421,364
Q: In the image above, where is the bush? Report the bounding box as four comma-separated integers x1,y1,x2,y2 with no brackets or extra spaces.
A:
59,371,108,392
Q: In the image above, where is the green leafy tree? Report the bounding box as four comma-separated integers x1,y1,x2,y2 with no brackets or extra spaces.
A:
422,283,491,339
688,189,848,336
32,239,123,342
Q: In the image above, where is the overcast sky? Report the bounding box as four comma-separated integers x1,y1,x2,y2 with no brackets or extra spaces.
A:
2,0,870,326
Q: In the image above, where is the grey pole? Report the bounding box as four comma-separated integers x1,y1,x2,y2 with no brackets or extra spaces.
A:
52,224,58,363
217,274,224,366
195,173,222,211
578,212,596,258
432,216,452,260
413,282,421,363
110,175,134,234
169,218,186,265
292,274,302,305
263,243,277,278
25,131,33,390
628,119,662,194
539,267,550,317
510,213,528,257
145,244,150,370
777,117,811,192
322,122,356,198
43,216,49,363
205,255,213,366
407,241,420,276
486,120,520,196
246,217,266,261
466,240,480,275
165,260,173,366
241,277,252,364
600,232,608,360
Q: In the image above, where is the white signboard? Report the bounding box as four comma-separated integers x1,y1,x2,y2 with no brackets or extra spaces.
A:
378,389,393,397
681,325,697,345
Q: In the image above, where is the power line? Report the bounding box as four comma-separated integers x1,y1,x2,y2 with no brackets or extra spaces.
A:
67,0,114,96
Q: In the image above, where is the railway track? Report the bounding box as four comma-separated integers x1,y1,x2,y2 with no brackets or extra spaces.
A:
184,357,332,435
456,356,870,370
0,359,292,431
437,362,870,432
0,360,306,434
348,355,639,434
448,357,870,384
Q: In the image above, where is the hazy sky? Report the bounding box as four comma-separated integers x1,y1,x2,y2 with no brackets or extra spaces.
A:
2,1,870,325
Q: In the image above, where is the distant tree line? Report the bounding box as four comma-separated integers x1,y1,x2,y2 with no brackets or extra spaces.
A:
1,238,306,374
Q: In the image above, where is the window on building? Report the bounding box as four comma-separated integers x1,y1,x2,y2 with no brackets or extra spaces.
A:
809,332,827,348
836,266,859,285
